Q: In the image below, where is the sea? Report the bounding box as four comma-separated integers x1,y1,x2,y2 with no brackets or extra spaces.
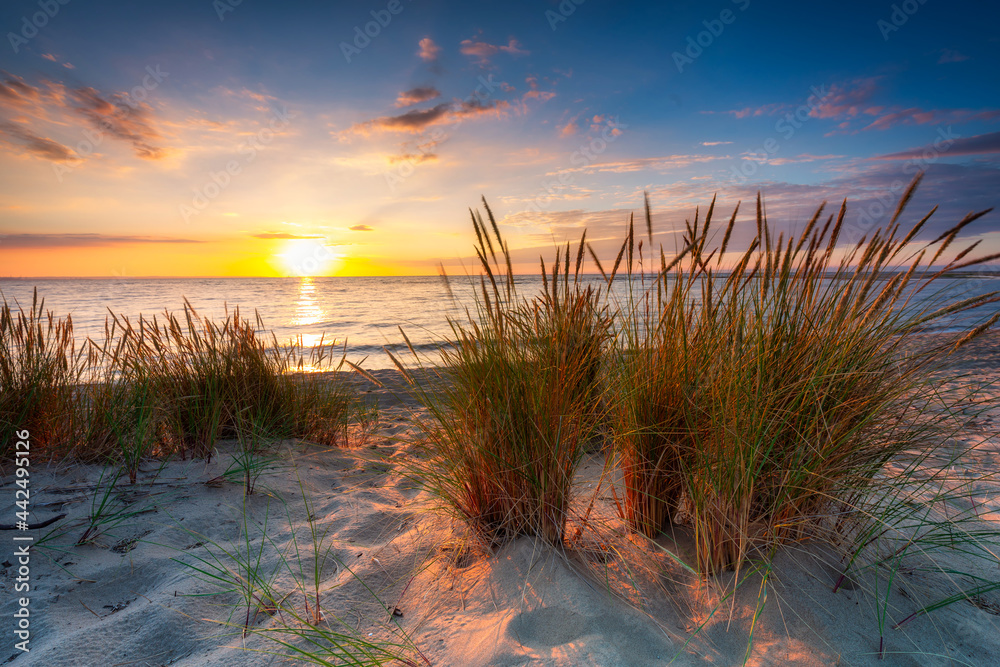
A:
2,274,999,371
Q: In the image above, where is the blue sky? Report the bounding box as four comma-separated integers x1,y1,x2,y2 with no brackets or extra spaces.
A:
0,0,998,275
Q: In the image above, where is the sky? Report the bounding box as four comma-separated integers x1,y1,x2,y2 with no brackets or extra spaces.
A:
0,0,998,277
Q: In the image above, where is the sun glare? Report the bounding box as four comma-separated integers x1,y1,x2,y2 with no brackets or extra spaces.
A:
277,239,343,276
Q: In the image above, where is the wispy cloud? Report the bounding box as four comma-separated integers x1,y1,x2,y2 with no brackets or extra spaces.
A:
558,110,582,137
701,140,733,146
521,75,556,104
69,87,165,159
250,232,324,239
1,233,203,248
0,73,166,161
459,37,529,66
714,77,1000,135
859,107,1000,132
0,121,79,162
938,48,969,64
749,153,844,166
349,224,374,231
554,154,729,175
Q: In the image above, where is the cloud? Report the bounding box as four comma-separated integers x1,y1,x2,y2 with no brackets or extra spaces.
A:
701,141,733,146
874,131,1000,160
350,224,374,231
459,37,529,65
521,76,556,104
388,150,437,164
938,48,969,64
723,103,788,119
0,122,79,162
559,119,579,137
0,234,202,248
41,53,56,62
250,232,324,239
417,37,441,62
350,98,510,135
750,153,844,166
558,110,582,137
68,87,165,159
859,107,1000,132
0,73,166,160
645,161,1000,246
713,77,1000,135
0,73,43,108
554,154,729,175
395,86,441,108
810,77,883,120
710,78,881,122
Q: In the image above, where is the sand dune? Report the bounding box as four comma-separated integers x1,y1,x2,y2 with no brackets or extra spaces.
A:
3,343,1000,666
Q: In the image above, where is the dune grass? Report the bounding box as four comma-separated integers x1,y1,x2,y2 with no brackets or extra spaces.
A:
389,179,999,591
0,296,361,474
605,175,999,578
0,288,85,456
392,199,611,547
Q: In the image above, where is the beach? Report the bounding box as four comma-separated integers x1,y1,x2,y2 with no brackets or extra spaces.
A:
2,334,998,666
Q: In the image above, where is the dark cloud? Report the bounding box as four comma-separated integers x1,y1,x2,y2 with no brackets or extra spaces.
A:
350,98,510,135
395,86,441,108
0,234,203,248
875,131,1000,160
0,122,79,162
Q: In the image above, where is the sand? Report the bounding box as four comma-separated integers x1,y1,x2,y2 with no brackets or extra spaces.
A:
3,337,1000,666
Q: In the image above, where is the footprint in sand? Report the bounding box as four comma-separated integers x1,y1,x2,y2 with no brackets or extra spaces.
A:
507,607,587,647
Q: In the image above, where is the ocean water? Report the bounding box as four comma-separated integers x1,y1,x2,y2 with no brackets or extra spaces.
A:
1,274,998,370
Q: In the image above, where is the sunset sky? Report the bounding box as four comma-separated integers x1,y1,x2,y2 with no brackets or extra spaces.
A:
1,0,998,277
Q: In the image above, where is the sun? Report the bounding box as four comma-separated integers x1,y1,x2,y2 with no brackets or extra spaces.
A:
277,239,343,276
